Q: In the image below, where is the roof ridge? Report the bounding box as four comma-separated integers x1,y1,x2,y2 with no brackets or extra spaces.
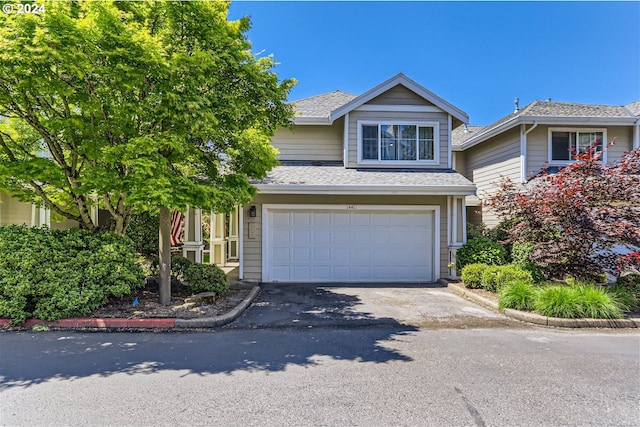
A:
292,90,357,103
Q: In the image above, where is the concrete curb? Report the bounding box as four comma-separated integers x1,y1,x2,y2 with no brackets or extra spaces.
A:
0,285,261,330
448,282,640,329
175,285,260,328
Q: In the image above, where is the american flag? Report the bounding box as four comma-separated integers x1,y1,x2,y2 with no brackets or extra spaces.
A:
170,211,184,246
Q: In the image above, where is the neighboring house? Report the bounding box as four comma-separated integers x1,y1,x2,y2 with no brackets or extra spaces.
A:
452,100,640,227
241,74,475,283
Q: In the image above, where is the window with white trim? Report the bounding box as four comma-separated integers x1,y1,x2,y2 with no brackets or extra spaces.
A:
549,128,606,163
359,121,439,163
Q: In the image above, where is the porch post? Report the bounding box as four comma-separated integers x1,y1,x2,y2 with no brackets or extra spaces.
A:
447,196,466,279
182,206,204,263
210,210,226,266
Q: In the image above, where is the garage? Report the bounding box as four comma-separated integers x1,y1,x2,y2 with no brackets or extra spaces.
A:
262,205,438,283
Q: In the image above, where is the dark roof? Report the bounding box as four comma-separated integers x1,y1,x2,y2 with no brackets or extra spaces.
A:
254,163,475,194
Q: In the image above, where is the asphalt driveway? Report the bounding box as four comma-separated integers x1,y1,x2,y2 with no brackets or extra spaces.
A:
227,282,518,329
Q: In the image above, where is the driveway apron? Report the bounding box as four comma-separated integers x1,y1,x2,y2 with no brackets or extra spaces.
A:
227,283,514,329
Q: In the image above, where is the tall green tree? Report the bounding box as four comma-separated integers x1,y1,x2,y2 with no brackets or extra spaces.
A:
0,1,294,236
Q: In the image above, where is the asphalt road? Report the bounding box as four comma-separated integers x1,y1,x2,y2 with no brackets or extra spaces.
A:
1,326,639,426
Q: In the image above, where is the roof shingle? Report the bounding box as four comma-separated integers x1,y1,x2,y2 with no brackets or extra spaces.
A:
254,163,475,194
293,90,357,118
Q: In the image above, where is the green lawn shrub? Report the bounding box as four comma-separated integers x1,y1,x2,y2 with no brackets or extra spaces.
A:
149,255,193,279
480,265,503,292
499,279,537,311
0,225,144,324
456,237,506,270
460,263,489,289
511,241,545,282
609,274,640,312
495,264,534,288
183,263,228,295
534,283,623,319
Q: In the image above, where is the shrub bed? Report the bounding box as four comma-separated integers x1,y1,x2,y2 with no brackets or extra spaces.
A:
534,284,623,319
456,237,506,270
0,225,144,324
183,263,229,295
499,280,537,311
460,263,488,289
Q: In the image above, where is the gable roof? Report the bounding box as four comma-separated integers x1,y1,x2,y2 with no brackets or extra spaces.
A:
292,73,469,126
625,100,640,117
455,100,640,151
293,90,357,123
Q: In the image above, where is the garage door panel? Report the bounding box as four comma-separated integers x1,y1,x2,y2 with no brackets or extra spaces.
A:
333,213,350,226
313,247,331,262
292,247,310,263
293,212,311,226
266,208,435,282
292,265,310,281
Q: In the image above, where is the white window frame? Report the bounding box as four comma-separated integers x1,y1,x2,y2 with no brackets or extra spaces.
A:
357,120,440,165
547,127,607,165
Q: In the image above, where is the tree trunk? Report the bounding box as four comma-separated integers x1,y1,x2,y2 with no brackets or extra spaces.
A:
159,206,172,305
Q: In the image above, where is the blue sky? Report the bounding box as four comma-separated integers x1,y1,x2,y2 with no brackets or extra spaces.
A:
228,1,639,125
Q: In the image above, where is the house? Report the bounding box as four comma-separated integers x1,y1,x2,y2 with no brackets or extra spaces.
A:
4,72,638,284
451,100,640,227
238,74,476,283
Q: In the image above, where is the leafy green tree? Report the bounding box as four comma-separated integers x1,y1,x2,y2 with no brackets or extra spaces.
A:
0,1,294,303
0,1,294,235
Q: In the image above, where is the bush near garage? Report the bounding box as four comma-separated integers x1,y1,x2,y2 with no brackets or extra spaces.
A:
455,237,506,270
183,263,229,295
460,263,489,289
0,225,144,324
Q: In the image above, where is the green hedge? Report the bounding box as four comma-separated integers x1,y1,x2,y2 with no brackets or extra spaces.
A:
183,263,228,295
456,237,506,270
460,263,489,289
0,225,144,324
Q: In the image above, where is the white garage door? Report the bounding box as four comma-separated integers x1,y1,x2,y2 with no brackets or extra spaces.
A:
263,205,436,283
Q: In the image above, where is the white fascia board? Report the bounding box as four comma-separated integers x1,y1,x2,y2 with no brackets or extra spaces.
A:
255,184,476,196
329,73,469,124
293,116,332,125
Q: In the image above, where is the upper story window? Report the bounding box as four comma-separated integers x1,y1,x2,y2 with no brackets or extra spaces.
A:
358,121,439,164
549,128,606,164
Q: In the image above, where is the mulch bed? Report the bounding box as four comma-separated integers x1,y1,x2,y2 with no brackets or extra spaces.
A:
89,278,248,319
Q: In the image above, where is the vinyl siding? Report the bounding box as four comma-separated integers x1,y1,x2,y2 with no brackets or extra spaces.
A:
271,118,344,161
526,125,635,178
367,85,437,106
347,110,450,168
465,127,521,227
0,192,32,226
242,194,450,282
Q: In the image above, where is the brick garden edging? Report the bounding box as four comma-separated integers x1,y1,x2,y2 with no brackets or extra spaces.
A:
448,281,640,329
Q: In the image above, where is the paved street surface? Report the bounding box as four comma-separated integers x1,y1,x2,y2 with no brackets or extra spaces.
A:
1,284,639,426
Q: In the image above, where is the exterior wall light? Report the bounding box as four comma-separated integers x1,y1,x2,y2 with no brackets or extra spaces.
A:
249,205,257,217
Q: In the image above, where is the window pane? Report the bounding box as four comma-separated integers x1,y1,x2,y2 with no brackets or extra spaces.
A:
551,132,572,161
380,124,397,160
418,126,434,160
362,125,378,160
577,132,603,155
398,125,416,160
